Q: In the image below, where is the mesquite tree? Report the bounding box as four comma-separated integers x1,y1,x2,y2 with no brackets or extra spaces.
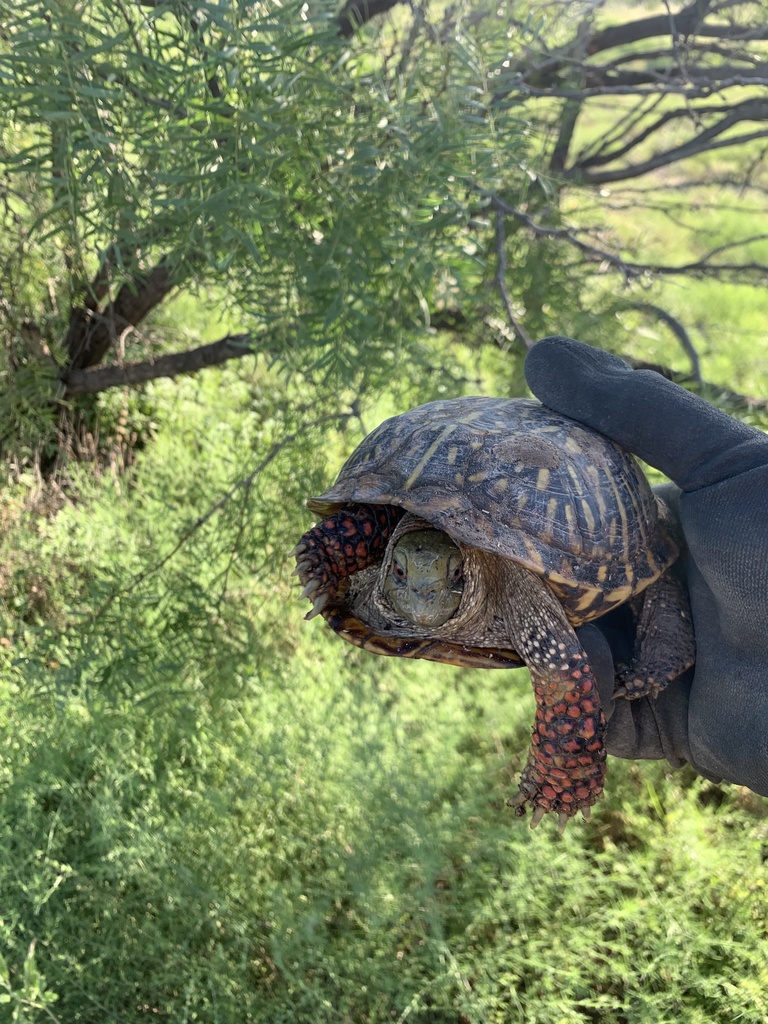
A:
0,0,766,458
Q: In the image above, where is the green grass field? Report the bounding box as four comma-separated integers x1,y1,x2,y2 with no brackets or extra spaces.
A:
0,336,766,1022
1,1,767,1013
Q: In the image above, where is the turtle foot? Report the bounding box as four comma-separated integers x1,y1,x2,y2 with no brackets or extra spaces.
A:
508,763,602,834
292,525,343,619
508,652,606,832
613,667,667,701
293,504,405,618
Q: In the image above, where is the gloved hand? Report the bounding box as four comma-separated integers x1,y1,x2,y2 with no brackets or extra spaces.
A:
524,335,768,796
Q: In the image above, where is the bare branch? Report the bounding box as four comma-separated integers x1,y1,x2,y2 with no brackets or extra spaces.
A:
572,99,768,177
489,197,642,283
492,203,534,350
499,76,768,101
620,301,702,382
586,0,714,55
62,334,260,396
338,0,407,38
488,197,768,284
569,124,768,185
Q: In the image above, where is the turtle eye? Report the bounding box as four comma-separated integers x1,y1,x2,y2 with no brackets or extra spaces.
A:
450,562,463,584
392,559,407,582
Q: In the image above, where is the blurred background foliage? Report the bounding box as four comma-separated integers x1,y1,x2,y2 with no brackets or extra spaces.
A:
0,0,766,1020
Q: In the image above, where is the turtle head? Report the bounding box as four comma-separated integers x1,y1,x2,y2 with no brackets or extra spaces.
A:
382,528,464,627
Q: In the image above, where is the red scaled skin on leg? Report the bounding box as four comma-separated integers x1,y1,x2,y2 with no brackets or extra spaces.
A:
502,563,607,830
294,504,405,616
513,649,606,827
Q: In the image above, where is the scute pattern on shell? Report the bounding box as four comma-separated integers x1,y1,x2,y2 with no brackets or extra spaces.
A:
309,397,677,625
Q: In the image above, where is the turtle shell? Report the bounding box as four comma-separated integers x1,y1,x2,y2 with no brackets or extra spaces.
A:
308,397,678,667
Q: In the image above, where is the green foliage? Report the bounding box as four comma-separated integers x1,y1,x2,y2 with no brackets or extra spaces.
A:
0,0,531,417
0,348,766,1023
0,2,767,1021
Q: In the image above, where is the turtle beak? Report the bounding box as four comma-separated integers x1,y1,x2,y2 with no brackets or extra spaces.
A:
408,587,442,625
407,581,463,626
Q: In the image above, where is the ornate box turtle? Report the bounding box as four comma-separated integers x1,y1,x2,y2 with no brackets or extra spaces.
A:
293,397,694,831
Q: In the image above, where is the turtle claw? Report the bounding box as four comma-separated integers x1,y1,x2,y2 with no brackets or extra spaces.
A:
289,542,308,558
300,579,321,600
615,666,666,701
509,791,588,832
508,791,571,832
530,805,546,829
304,591,331,620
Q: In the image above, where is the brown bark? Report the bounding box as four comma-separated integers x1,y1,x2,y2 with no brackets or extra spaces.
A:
62,334,257,396
65,260,175,370
337,0,406,38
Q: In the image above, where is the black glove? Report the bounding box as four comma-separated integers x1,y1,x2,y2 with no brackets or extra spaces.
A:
524,335,768,796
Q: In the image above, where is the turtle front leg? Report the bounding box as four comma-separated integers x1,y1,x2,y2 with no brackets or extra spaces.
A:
502,566,606,832
292,504,405,619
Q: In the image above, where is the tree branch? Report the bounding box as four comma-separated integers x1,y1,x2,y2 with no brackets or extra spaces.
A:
571,126,768,185
337,0,407,38
65,259,176,370
575,98,768,173
620,301,703,382
62,333,259,396
493,204,534,350
586,0,715,55
489,196,768,284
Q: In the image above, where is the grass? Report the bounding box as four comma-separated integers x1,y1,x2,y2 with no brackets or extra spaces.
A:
1,5,767,1014
0,351,766,1023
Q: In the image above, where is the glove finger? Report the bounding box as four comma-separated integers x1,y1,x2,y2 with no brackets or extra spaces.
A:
525,336,768,491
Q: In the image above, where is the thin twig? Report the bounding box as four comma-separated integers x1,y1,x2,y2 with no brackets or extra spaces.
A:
83,410,352,625
489,195,641,283
493,204,534,350
487,194,768,284
621,301,703,383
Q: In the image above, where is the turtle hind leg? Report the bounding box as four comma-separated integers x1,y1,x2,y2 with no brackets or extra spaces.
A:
293,504,404,618
614,572,695,700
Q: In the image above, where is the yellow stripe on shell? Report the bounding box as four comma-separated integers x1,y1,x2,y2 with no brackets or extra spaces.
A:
563,501,579,549
579,497,596,536
604,469,630,562
603,581,634,606
545,497,560,538
573,587,602,614
403,424,458,490
522,536,546,573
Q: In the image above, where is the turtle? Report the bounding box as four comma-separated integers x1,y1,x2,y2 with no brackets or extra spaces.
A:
292,397,695,831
